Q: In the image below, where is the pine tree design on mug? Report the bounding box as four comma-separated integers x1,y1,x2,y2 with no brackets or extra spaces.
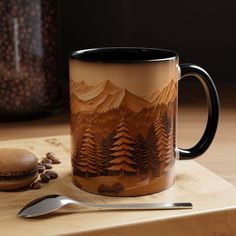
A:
70,79,177,196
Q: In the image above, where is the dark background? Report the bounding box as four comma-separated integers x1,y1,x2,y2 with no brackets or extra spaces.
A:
59,0,236,106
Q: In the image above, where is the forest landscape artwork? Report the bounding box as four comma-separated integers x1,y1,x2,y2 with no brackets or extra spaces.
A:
70,77,177,196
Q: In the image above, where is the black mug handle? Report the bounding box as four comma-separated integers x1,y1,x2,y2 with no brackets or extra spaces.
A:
177,64,220,160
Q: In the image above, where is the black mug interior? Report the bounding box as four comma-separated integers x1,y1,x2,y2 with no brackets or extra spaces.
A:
70,47,177,63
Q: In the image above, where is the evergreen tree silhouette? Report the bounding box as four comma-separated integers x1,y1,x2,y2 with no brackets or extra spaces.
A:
134,133,146,175
155,115,167,176
173,120,176,151
72,149,80,176
144,124,159,177
95,144,104,176
77,126,97,177
101,131,115,175
163,123,175,173
108,118,136,176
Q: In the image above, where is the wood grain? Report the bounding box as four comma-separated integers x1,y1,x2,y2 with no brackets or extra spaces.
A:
0,135,236,236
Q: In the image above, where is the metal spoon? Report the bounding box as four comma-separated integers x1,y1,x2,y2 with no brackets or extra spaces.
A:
18,194,192,218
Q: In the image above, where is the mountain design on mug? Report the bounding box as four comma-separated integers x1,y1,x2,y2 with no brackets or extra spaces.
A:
70,79,177,196
70,79,176,113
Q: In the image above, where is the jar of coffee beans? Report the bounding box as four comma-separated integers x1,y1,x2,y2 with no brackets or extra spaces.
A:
0,0,63,120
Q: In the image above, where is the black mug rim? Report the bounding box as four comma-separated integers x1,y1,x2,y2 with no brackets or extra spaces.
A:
70,47,178,63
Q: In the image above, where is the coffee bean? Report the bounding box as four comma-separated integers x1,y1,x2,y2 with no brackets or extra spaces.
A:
45,170,58,179
40,173,50,183
42,158,52,164
31,181,41,189
51,159,61,164
45,152,55,159
42,163,52,169
46,152,61,164
37,164,46,173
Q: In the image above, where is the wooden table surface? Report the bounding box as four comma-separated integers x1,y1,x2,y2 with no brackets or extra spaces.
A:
0,106,235,185
1,135,236,236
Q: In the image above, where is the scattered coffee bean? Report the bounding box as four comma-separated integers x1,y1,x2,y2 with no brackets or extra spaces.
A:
42,158,52,164
46,152,61,164
45,170,58,179
37,164,46,173
31,182,41,189
46,152,55,159
51,159,61,164
40,173,50,183
42,163,52,169
32,152,61,189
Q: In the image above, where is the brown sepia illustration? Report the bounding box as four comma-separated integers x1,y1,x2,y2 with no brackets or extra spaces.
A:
70,61,177,196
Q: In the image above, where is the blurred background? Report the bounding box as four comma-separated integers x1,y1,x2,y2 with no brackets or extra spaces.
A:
60,0,236,107
1,0,235,120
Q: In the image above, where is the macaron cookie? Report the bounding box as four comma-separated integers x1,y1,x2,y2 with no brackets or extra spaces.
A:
0,148,38,191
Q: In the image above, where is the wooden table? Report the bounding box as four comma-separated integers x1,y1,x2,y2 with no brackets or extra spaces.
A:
1,135,236,236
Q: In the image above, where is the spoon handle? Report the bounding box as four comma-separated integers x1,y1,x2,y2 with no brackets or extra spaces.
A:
76,202,193,210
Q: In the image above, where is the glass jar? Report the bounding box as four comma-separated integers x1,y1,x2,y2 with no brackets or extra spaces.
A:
0,0,62,120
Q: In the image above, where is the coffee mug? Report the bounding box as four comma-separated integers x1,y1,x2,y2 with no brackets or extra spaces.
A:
69,47,219,196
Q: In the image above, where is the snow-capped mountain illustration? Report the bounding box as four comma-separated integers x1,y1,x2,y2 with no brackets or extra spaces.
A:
71,79,176,113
